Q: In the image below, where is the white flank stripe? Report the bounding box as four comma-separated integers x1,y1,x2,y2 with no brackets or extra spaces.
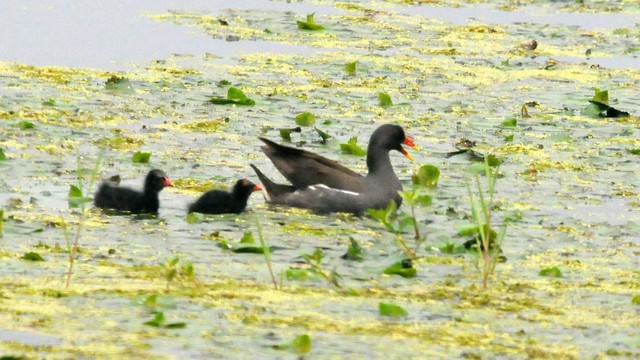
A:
309,184,360,196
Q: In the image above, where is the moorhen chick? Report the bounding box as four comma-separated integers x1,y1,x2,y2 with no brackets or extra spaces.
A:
94,169,173,214
250,124,416,214
187,179,262,214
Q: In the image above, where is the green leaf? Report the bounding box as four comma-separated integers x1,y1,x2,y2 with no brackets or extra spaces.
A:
314,127,331,143
500,117,517,127
631,295,640,305
143,295,159,308
591,88,609,105
413,194,433,206
43,98,56,106
227,87,247,100
286,268,310,280
295,112,316,126
378,92,392,107
383,260,417,278
345,61,357,74
626,149,640,155
504,134,514,142
379,302,408,318
539,266,563,277
397,212,416,230
69,185,83,198
209,98,238,105
22,252,45,261
457,225,498,240
486,154,501,167
297,13,324,31
233,246,265,254
291,334,312,355
368,201,398,233
216,79,231,87
144,311,167,327
132,152,151,163
280,128,292,141
105,75,134,93
164,322,187,329
342,237,364,261
0,148,6,161
18,121,35,129
240,232,255,244
186,212,205,224
411,164,440,187
340,137,366,156
209,87,255,106
439,242,465,254
68,185,92,208
581,102,608,117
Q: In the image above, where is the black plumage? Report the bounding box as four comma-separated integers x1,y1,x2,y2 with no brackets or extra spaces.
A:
187,179,261,214
94,169,173,214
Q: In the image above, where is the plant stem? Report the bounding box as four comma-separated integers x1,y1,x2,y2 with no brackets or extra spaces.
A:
411,203,421,242
395,233,416,258
255,216,278,290
65,211,84,289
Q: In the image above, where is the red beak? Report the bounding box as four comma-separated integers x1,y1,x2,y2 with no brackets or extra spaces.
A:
164,177,174,187
401,136,416,160
253,185,262,191
404,136,417,149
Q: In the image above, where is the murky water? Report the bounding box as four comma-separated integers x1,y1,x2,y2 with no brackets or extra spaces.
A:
1,0,639,359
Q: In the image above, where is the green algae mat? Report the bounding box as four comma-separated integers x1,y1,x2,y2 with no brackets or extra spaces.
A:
1,1,639,359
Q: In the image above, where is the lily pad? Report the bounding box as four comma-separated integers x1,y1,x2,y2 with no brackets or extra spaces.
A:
379,302,408,318
345,61,357,74
295,112,316,126
340,137,366,156
383,260,417,278
539,266,563,278
105,75,134,93
132,151,151,163
378,92,392,107
412,165,440,187
22,252,45,262
209,87,255,106
297,13,323,31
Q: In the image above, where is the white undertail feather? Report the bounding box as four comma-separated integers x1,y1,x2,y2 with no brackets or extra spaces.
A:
256,178,271,202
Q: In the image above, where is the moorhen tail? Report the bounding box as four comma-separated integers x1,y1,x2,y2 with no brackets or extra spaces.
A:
251,124,416,214
94,169,173,215
187,179,262,214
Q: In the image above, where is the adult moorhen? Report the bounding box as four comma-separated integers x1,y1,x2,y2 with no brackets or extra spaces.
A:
94,169,173,214
187,179,262,214
250,124,416,214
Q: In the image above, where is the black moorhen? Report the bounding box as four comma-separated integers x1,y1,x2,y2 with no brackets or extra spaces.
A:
250,124,416,214
94,169,173,214
187,179,262,214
